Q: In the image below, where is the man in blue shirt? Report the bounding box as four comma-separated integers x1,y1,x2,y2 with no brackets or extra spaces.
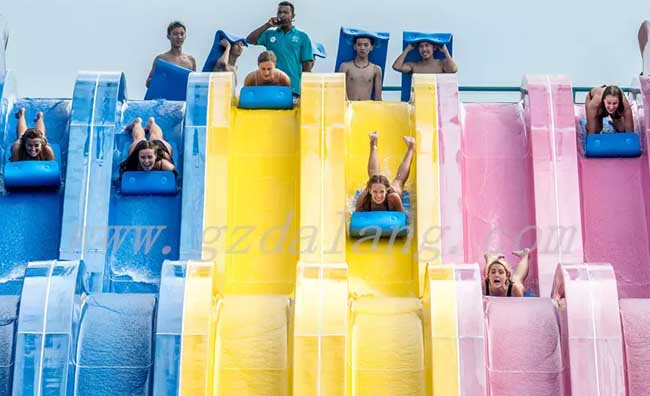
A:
246,1,314,96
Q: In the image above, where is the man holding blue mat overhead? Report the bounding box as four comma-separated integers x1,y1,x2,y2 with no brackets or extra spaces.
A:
246,1,314,97
393,41,458,74
339,37,383,101
146,21,197,88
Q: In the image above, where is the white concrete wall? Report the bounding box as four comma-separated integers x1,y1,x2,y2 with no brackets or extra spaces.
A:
1,0,647,98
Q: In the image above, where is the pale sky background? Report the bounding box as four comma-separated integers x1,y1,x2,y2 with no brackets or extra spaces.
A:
1,0,647,99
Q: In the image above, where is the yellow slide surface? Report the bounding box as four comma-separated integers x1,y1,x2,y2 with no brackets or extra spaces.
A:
180,73,462,396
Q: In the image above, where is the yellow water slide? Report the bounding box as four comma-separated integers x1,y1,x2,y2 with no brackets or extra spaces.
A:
177,73,463,396
294,74,460,396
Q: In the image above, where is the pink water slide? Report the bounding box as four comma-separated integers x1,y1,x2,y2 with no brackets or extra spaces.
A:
438,75,640,395
578,90,650,298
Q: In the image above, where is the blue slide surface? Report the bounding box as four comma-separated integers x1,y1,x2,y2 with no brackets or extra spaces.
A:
0,73,71,294
105,100,185,292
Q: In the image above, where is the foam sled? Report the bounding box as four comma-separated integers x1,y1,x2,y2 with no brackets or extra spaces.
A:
400,31,453,101
120,171,177,195
579,117,641,157
202,30,248,73
3,143,62,188
144,59,191,101
238,86,293,109
335,27,389,99
349,191,411,238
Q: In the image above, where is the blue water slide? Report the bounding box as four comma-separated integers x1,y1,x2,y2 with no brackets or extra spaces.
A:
0,295,18,396
7,72,138,396
72,293,156,396
58,72,126,291
11,260,83,396
153,73,210,394
106,99,185,292
178,74,209,260
75,73,185,292
153,261,186,396
0,71,72,294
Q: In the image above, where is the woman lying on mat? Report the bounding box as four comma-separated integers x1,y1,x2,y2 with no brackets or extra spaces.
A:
120,117,175,173
10,107,55,161
355,131,415,212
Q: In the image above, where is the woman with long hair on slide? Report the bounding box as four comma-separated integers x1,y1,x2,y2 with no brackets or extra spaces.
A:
119,117,175,173
483,248,531,297
355,131,415,212
10,107,55,161
585,85,634,133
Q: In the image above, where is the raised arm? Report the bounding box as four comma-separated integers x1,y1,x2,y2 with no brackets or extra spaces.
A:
511,248,531,285
440,45,458,73
392,44,414,73
373,65,383,101
246,18,276,45
216,39,231,71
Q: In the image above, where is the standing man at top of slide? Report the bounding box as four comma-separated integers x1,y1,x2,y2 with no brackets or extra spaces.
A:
0,14,8,74
246,1,314,97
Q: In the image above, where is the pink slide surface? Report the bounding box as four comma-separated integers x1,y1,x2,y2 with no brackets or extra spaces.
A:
462,102,538,293
484,297,568,396
577,106,650,298
620,298,650,396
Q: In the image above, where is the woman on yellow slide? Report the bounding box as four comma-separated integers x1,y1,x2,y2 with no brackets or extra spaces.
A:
355,131,415,212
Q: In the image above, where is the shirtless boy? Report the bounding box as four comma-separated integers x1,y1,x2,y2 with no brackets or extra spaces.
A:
392,41,458,74
146,21,197,88
338,36,383,101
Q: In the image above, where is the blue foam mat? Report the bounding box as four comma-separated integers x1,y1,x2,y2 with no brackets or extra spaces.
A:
335,27,389,100
579,117,641,157
400,31,453,101
4,144,62,188
144,59,191,101
121,171,177,195
238,86,294,109
349,191,411,238
202,30,248,72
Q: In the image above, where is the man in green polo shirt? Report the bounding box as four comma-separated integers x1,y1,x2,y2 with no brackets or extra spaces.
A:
246,1,314,96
